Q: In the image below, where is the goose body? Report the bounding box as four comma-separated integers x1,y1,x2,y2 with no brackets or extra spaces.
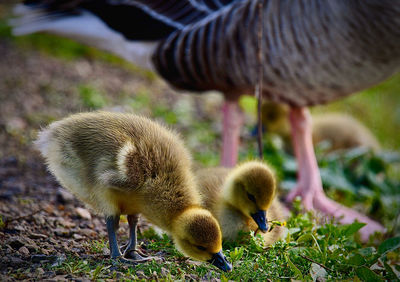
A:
195,161,285,244
12,0,400,105
15,0,398,239
36,112,231,271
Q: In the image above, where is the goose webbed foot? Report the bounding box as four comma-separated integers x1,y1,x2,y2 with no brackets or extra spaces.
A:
287,181,385,241
287,107,385,242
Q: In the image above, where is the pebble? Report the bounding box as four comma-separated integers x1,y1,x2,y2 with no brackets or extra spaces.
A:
29,232,48,240
56,188,75,204
76,207,92,220
57,218,76,228
73,233,84,240
54,227,72,237
103,247,110,256
80,228,96,237
9,256,25,265
18,246,30,256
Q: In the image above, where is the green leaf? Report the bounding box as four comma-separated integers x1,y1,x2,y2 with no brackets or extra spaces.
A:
355,267,383,282
358,247,376,258
286,254,303,280
342,222,366,237
297,233,314,244
378,237,400,256
288,227,301,235
383,262,400,281
347,254,366,266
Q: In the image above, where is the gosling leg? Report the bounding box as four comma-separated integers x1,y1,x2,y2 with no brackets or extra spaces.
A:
123,214,152,262
106,215,122,259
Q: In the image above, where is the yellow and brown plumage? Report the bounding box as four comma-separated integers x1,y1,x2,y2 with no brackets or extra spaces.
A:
195,161,285,245
261,101,380,152
35,112,231,271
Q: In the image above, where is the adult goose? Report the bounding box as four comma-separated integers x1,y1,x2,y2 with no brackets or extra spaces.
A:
12,0,400,240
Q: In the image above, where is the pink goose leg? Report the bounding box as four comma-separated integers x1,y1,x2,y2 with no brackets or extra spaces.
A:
286,107,385,241
221,99,244,167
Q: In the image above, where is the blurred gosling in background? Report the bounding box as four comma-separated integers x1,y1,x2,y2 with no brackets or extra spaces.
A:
261,101,380,153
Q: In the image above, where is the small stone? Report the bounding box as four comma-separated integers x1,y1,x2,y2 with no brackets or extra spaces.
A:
80,228,96,237
33,214,45,225
9,256,25,265
76,207,92,220
44,204,55,214
35,268,45,276
56,188,75,204
57,218,76,228
18,246,30,256
40,248,50,255
54,227,72,237
14,225,26,232
29,232,48,240
103,247,110,256
73,233,84,240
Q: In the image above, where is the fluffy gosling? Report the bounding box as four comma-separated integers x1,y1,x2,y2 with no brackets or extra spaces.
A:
261,101,380,152
196,161,285,244
35,112,231,271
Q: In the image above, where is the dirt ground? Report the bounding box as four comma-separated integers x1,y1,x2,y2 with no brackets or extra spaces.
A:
0,32,226,280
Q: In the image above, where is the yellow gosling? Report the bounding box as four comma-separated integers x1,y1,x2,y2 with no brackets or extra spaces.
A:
196,161,285,245
35,112,231,271
261,101,380,152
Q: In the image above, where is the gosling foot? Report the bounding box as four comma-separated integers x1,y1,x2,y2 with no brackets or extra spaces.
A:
123,249,153,262
111,256,141,265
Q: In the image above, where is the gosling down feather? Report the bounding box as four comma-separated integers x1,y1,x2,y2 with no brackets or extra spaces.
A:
35,112,231,271
14,0,399,240
196,161,285,245
261,101,381,152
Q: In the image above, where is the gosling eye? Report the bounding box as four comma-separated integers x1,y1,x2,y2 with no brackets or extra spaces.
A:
196,245,207,251
247,192,256,203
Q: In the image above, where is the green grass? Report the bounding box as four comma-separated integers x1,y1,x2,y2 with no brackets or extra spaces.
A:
79,84,108,109
42,206,399,280
1,6,400,280
0,15,156,80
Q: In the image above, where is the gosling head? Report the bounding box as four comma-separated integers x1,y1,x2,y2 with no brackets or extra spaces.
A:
172,208,232,272
223,161,276,232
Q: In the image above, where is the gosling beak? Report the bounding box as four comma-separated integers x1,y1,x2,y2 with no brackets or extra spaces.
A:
251,210,268,232
208,250,232,272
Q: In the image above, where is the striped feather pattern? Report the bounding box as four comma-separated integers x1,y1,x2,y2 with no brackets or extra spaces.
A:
153,0,400,106
15,0,400,106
